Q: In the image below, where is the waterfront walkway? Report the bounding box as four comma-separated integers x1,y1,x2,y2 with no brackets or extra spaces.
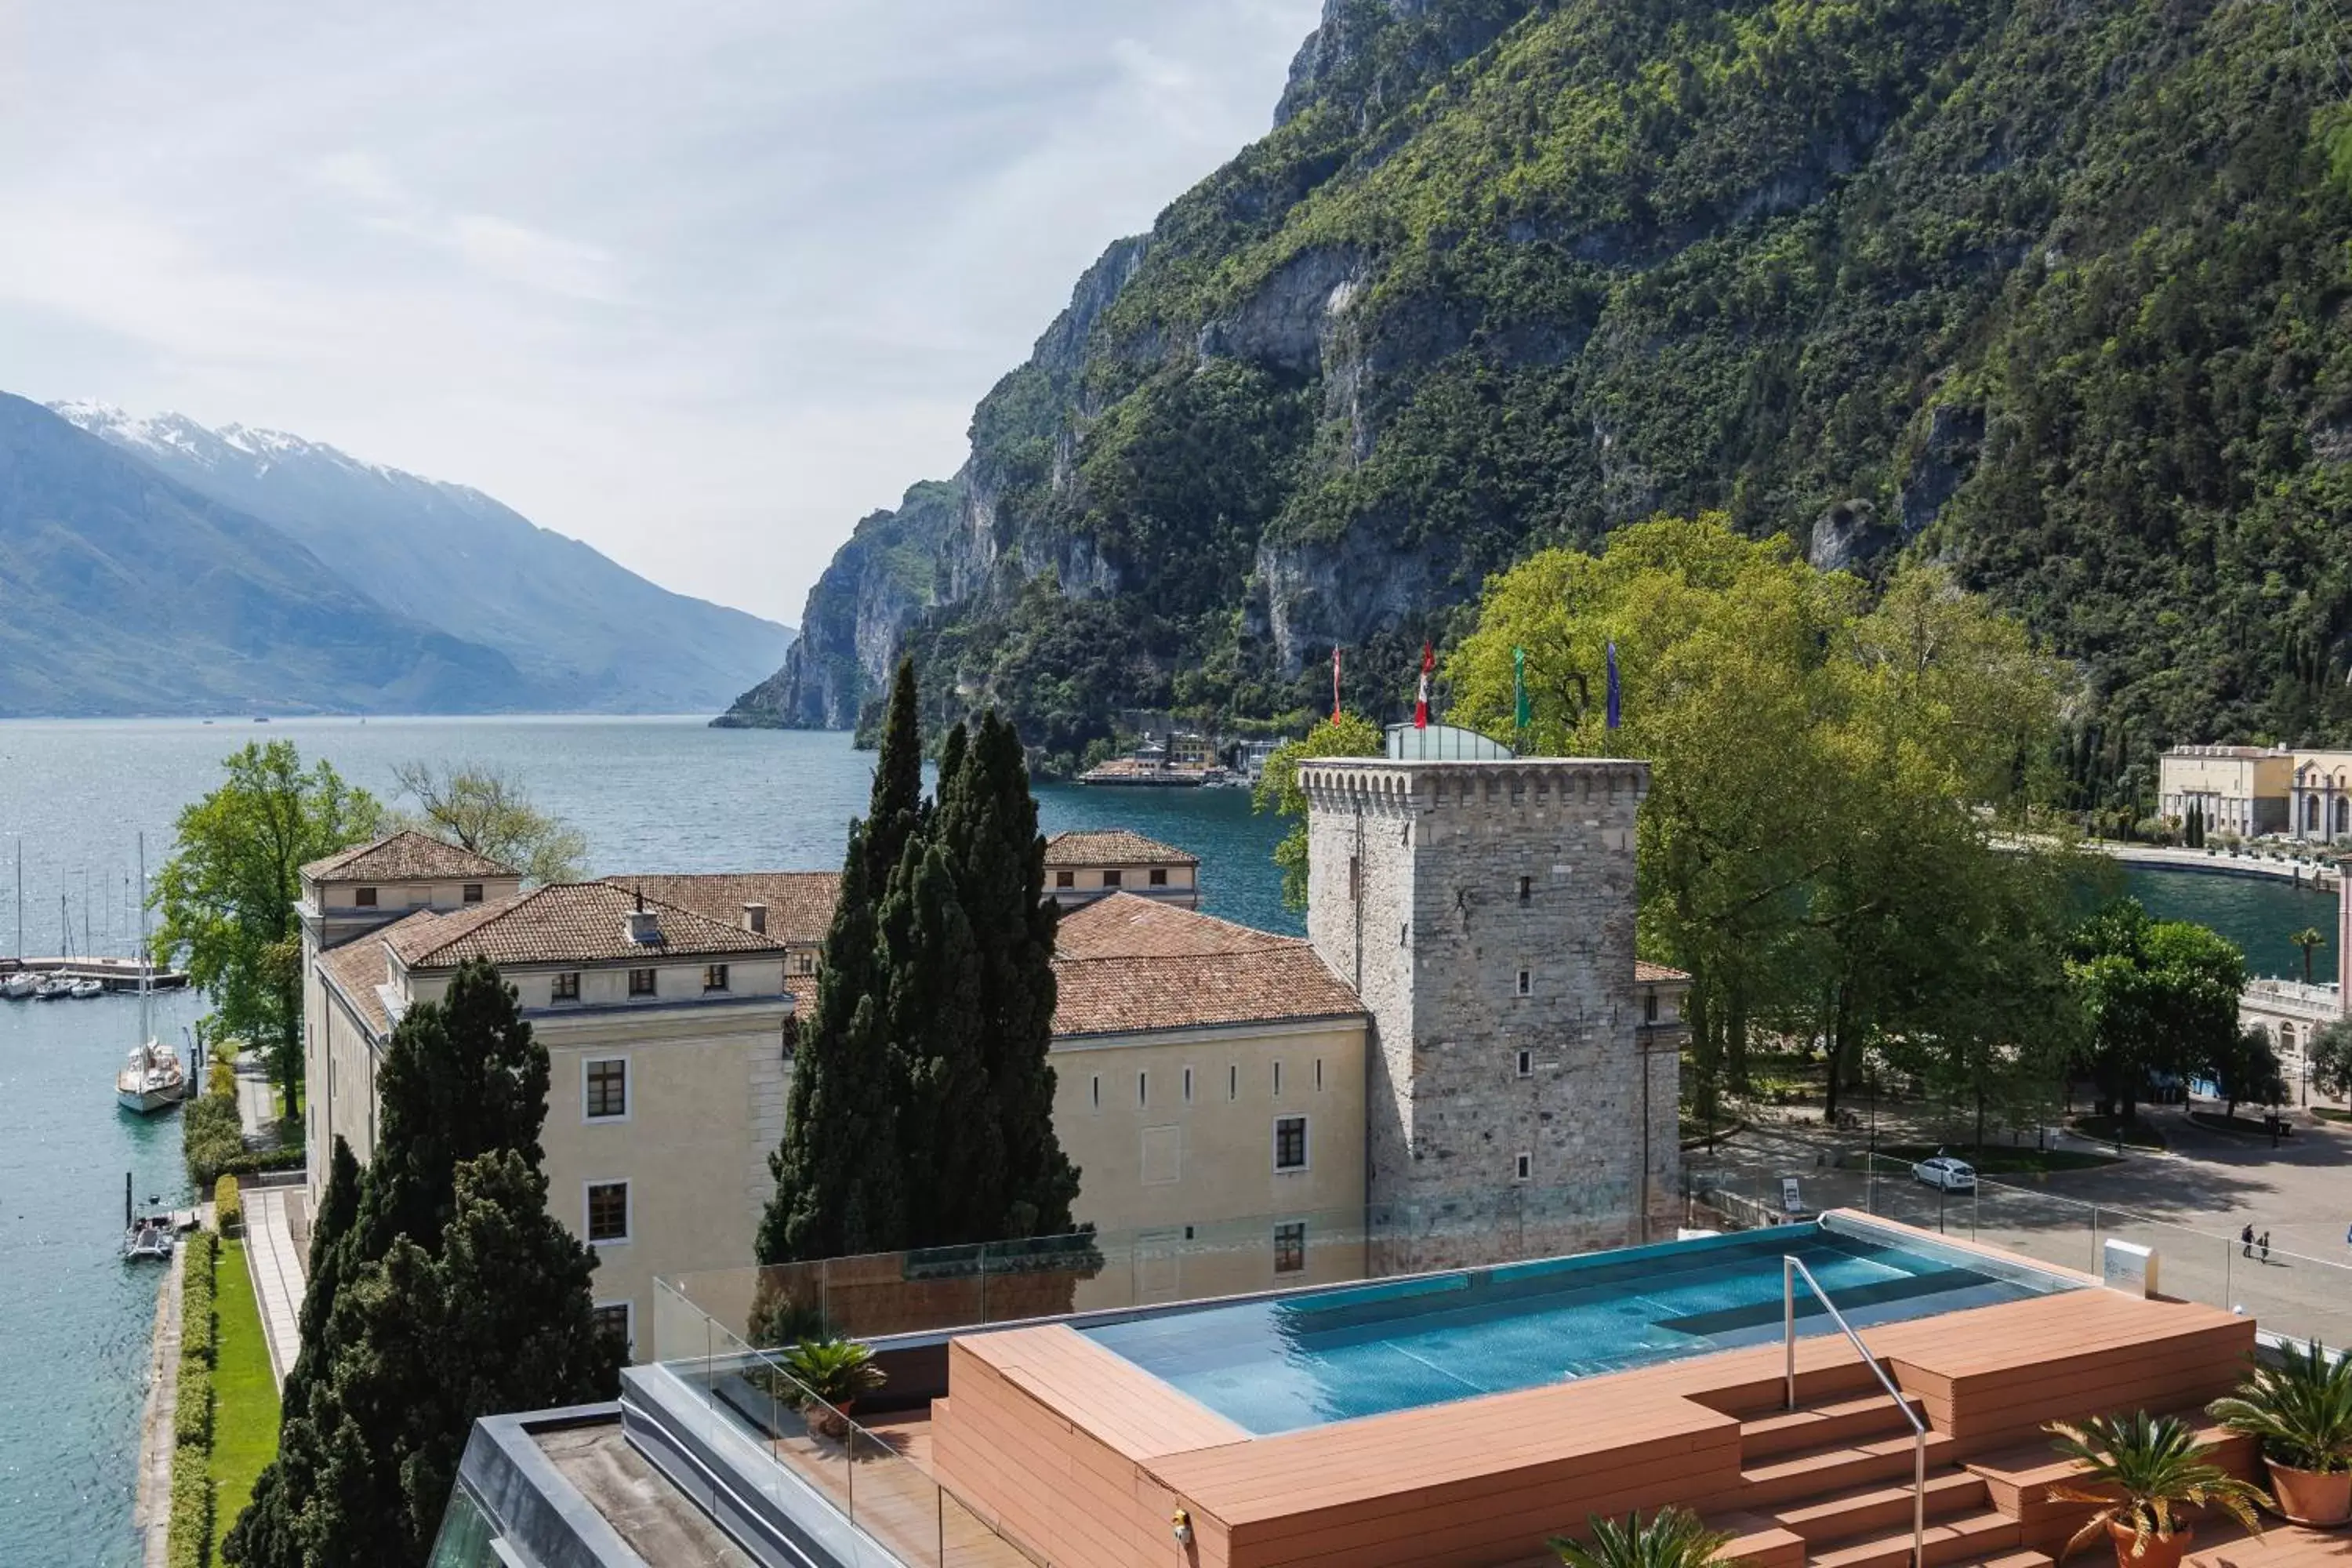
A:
243,1186,305,1390
132,1242,186,1568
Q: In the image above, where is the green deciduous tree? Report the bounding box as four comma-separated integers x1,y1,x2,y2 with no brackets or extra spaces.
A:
1253,713,1384,909
155,742,383,1108
2067,900,2247,1123
2311,1016,2352,1102
389,761,586,885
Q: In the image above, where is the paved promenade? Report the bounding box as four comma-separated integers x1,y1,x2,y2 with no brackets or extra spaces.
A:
243,1186,306,1390
132,1242,185,1568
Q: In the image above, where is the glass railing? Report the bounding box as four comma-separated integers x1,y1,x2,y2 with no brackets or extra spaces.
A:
651,1276,1043,1568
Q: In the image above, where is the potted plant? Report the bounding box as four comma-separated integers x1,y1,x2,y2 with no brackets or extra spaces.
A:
776,1335,886,1441
1549,1506,1738,1568
2046,1411,2267,1567
2209,1338,2352,1526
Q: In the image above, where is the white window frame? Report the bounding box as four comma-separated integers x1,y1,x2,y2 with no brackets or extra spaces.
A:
1515,1048,1533,1080
552,970,583,1003
1514,1152,1532,1182
1273,1114,1310,1174
1516,968,1532,996
592,1298,635,1358
583,1179,632,1246
583,1055,631,1124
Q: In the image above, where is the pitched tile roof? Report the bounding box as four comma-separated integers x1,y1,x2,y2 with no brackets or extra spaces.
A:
301,829,517,884
601,873,840,946
1043,829,1199,868
1050,895,1362,1037
1635,960,1691,984
385,882,787,970
317,914,445,1036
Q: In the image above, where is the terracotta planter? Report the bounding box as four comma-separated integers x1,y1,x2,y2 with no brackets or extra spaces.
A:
2107,1520,2191,1568
808,1401,855,1441
2266,1458,2352,1527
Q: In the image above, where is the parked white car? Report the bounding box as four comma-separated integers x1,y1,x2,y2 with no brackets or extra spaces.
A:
1912,1154,1976,1192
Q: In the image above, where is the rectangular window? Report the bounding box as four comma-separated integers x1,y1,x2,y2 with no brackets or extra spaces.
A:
1518,875,1533,902
592,1301,633,1358
586,1181,630,1244
552,971,581,1002
463,883,485,905
1183,1067,1193,1104
1229,1065,1238,1101
1274,1221,1307,1275
1149,867,1168,887
1055,869,1075,888
1517,969,1532,996
1138,1071,1149,1108
1103,869,1123,887
354,887,377,908
1514,1152,1532,1182
1516,1049,1534,1079
1091,1074,1101,1112
629,967,656,997
1274,1115,1308,1172
1645,993,1660,1023
1314,1058,1323,1091
585,1058,627,1120
703,964,730,993
789,951,816,976
1272,1061,1283,1096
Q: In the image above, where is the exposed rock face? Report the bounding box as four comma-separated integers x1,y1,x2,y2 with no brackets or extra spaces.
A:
728,0,2352,756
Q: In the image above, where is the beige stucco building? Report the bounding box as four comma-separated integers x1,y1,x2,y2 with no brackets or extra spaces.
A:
1042,828,1200,909
2157,743,2352,841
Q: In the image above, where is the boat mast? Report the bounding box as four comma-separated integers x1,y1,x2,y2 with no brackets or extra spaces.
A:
13,839,20,964
137,836,151,1047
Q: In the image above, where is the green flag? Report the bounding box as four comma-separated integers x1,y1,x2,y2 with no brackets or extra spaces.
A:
1513,646,1529,730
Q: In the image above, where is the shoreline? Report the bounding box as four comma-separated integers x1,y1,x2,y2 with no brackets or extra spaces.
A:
2093,840,2339,889
130,1243,185,1568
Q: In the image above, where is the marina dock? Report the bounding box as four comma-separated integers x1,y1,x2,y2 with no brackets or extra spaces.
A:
0,956,190,990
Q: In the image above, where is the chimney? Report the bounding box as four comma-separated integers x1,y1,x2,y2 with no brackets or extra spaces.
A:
626,887,661,946
743,902,768,935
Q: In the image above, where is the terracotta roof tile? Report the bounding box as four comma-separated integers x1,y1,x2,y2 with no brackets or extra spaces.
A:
1635,960,1691,984
601,873,840,946
387,882,787,969
1049,896,1361,1037
1052,893,1289,960
316,915,445,1035
301,829,516,883
1043,829,1199,868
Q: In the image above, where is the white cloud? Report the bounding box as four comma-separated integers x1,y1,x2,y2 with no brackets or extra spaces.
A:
0,1,1322,622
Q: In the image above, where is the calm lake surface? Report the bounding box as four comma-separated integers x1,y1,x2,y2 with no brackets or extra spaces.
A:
0,713,2319,1559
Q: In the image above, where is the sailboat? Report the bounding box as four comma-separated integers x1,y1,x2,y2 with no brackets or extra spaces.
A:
2,842,28,996
114,838,185,1116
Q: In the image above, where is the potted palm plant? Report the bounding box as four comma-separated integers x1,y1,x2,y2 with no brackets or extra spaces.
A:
2209,1338,2352,1526
2046,1411,2267,1567
1549,1506,1739,1568
775,1335,887,1441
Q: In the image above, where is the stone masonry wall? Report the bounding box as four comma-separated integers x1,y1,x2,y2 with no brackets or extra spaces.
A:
1302,757,1678,1267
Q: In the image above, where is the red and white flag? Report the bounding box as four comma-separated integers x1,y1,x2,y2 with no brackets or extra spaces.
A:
1331,646,1343,723
1414,641,1432,729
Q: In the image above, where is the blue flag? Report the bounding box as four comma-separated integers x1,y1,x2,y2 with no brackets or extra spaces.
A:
1605,641,1621,730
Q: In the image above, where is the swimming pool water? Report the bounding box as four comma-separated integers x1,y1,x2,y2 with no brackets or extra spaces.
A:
1080,1223,2079,1434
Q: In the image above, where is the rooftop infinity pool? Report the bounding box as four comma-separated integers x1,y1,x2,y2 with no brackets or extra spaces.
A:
1081,1219,2082,1434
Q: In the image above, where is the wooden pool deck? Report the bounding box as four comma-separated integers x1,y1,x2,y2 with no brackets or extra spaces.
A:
923,1215,2261,1568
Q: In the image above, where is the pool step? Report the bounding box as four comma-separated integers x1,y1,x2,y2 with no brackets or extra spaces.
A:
1805,1504,2025,1568
1773,1469,1987,1544
1739,1429,1960,1507
1742,1392,1928,1462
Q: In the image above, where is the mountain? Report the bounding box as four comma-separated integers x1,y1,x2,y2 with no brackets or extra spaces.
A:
720,0,2352,779
0,394,529,715
55,402,792,713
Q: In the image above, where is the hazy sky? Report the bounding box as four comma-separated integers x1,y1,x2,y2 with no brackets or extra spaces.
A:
0,2,1321,625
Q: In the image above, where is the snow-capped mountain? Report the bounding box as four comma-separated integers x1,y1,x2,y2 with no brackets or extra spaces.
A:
51,401,792,713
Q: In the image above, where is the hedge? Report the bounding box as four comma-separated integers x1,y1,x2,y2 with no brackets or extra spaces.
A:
166,1229,221,1568
214,1176,241,1239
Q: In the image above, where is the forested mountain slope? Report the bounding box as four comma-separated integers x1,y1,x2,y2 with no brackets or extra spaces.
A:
724,0,2352,779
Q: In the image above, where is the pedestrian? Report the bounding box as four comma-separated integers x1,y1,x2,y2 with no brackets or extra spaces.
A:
2260,1230,2272,1264
2243,1222,2256,1258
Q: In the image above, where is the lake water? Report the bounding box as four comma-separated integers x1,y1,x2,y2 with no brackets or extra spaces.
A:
0,715,2319,1560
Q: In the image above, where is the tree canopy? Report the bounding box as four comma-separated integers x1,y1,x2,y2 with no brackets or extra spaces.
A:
390,760,586,885
154,742,383,1102
1252,713,1384,909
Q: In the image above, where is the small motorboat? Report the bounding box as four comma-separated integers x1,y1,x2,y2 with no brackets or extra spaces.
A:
70,978,105,999
34,975,74,1000
0,971,38,1000
122,1215,175,1261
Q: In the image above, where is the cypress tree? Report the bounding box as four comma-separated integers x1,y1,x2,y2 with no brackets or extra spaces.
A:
223,1138,361,1566
937,713,1079,1240
758,831,906,1261
865,656,924,891
881,832,989,1243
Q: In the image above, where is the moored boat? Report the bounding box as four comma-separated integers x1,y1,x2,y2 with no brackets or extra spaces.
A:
34,975,74,1000
121,1215,174,1261
112,838,185,1115
70,978,104,999
1,971,37,999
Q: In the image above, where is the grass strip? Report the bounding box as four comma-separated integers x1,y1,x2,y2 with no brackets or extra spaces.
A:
209,1239,281,1555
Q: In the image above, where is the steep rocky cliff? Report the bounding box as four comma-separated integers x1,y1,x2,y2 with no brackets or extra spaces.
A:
724,0,2352,766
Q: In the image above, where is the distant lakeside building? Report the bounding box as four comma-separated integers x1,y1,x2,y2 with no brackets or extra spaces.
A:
2158,742,2352,840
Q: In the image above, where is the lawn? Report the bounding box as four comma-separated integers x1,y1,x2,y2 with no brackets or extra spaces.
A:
209,1240,281,1552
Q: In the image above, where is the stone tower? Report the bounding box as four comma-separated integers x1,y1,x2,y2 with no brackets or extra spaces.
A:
1301,755,1679,1265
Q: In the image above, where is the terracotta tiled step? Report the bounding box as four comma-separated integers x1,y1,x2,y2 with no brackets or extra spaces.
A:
1973,1555,2055,1567
1775,1469,1988,1544
1740,1430,1959,1508
1701,1360,1889,1418
1742,1393,1929,1462
1806,1505,2023,1568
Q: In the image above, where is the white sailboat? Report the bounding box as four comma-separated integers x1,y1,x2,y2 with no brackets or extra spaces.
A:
114,838,185,1116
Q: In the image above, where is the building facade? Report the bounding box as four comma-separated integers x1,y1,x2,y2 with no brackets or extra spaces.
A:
2157,746,2294,837
1300,756,1682,1262
1041,829,1200,908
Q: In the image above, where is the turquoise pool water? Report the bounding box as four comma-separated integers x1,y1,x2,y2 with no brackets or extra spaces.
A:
1082,1222,2080,1434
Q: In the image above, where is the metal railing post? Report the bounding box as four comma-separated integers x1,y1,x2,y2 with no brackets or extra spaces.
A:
1784,1255,1798,1410
1913,1428,1926,1567
1784,1255,1927,1568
